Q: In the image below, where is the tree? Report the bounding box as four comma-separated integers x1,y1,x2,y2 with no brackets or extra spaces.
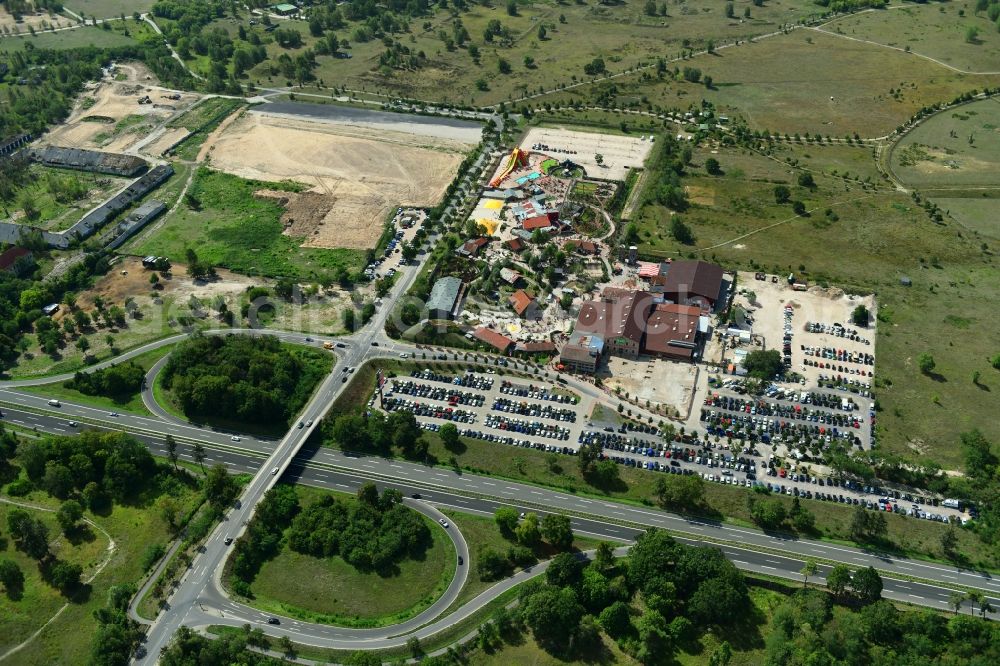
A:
966,25,980,43
744,349,783,379
477,547,509,581
521,585,584,649
594,541,615,571
357,481,379,506
655,473,705,508
749,497,787,529
56,500,84,534
49,561,83,593
671,216,694,244
546,552,584,588
506,0,519,16
705,158,721,175
940,526,959,559
595,153,604,165
494,507,519,535
774,185,791,204
725,1,735,18
498,57,511,74
645,0,658,16
439,423,461,451
851,566,882,604
949,590,965,614
800,559,818,586
918,352,936,375
516,512,541,546
537,24,546,40
192,442,206,470
157,496,180,532
599,600,632,637
204,464,238,510
0,559,24,597
541,513,574,551
8,509,49,560
827,563,851,598
165,435,178,470
852,304,870,327
797,172,816,188
792,200,807,215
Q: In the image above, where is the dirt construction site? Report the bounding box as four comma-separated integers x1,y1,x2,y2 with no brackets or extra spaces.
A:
202,109,475,251
42,63,200,154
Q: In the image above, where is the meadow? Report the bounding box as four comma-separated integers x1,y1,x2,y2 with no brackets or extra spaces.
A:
540,29,997,138
129,168,366,281
818,0,1000,73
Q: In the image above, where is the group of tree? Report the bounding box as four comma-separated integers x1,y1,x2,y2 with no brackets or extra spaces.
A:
577,441,623,490
501,528,751,662
641,134,690,213
743,349,784,379
228,484,300,597
748,492,816,532
327,409,427,460
6,507,83,596
0,249,113,370
161,333,327,427
287,483,431,572
64,361,145,400
14,430,159,506
479,509,575,581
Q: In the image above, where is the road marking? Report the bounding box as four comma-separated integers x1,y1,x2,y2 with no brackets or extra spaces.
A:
733,560,748,565
761,565,776,570
908,594,922,599
942,575,957,580
483,482,496,486
896,584,912,590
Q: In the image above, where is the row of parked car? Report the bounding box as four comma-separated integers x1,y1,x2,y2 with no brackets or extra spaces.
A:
383,397,477,424
491,397,576,423
706,392,858,416
703,405,864,432
804,358,874,377
388,380,486,407
806,321,871,345
411,368,494,391
803,346,875,366
781,305,795,368
498,381,576,404
457,426,579,454
484,414,570,440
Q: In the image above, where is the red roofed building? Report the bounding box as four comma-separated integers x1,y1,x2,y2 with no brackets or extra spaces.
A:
0,246,32,275
660,260,724,311
458,237,489,257
565,239,599,255
574,287,656,360
506,238,525,253
643,303,703,360
508,289,539,319
522,215,554,232
472,327,515,354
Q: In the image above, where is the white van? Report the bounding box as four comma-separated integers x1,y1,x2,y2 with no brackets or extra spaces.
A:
47,399,61,407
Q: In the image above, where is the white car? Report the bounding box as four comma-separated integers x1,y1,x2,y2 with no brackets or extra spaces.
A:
231,435,241,442
438,519,449,528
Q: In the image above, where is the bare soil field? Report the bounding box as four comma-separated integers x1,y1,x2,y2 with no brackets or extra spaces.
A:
519,127,654,182
43,74,199,152
143,127,191,157
205,112,470,250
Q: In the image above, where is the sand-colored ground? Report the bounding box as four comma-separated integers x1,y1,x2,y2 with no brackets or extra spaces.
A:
205,113,469,250
43,73,200,152
518,127,654,182
143,127,191,157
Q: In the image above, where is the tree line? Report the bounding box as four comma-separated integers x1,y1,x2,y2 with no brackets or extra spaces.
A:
65,360,145,400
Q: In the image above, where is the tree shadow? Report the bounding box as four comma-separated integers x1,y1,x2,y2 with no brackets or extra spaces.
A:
974,381,990,392
926,371,947,383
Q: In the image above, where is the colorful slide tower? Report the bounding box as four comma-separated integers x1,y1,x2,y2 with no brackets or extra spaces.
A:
489,147,530,187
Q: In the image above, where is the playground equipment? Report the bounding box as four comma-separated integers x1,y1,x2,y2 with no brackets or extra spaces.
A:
489,148,530,187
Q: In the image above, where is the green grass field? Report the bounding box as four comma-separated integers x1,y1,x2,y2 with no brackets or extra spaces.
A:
0,164,130,233
890,96,1000,189
166,98,246,161
0,24,137,50
937,195,1000,239
541,29,997,138
0,477,202,664
129,167,366,280
0,501,110,657
65,0,157,17
819,0,1000,74
246,485,454,627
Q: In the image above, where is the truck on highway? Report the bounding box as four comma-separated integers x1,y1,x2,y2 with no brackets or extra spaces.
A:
323,341,334,350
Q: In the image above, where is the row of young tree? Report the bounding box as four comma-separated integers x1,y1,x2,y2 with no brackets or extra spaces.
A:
161,333,328,427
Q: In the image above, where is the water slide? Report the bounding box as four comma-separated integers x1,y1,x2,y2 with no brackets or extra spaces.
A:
489,148,529,187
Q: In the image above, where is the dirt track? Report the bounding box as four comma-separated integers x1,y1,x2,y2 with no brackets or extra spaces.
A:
205,113,469,250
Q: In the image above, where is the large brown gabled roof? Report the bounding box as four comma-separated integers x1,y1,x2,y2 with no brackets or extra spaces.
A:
661,260,724,302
